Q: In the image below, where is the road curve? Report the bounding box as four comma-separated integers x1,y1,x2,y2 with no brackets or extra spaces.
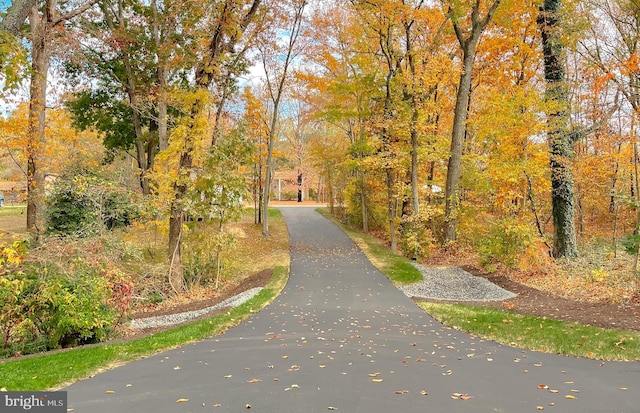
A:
66,207,640,412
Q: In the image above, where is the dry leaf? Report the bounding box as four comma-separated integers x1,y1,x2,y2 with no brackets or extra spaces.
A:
394,390,409,395
538,384,549,389
105,391,115,394
371,378,383,383
247,378,262,383
536,406,544,410
452,393,472,400
176,398,189,403
565,395,576,399
420,390,428,396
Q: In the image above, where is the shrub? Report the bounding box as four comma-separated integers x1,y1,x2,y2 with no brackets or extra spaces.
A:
399,207,440,260
0,254,133,357
477,217,537,269
46,172,138,237
5,269,116,351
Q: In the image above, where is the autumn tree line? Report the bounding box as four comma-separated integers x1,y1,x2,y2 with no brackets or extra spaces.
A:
0,0,639,348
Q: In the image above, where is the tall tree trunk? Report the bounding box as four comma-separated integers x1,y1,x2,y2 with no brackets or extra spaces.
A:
167,151,192,293
357,124,369,233
538,0,578,258
262,126,275,235
403,20,420,214
443,50,473,243
443,0,501,244
359,171,368,233
26,6,50,239
116,0,153,195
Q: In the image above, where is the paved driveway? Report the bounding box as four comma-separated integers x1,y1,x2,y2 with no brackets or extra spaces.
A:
66,207,640,412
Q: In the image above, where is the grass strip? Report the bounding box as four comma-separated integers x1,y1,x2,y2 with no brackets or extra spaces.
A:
0,265,289,391
418,302,640,361
316,208,422,285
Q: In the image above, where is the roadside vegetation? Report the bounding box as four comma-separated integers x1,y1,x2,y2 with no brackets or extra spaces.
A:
320,208,640,361
0,210,289,390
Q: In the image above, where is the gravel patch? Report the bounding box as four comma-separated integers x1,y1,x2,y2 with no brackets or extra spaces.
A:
398,264,517,302
128,287,264,330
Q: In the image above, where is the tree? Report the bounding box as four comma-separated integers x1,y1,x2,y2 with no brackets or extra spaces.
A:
537,0,578,257
24,0,100,238
442,0,502,243
259,0,307,236
166,0,263,290
304,3,378,233
65,0,179,195
241,86,270,224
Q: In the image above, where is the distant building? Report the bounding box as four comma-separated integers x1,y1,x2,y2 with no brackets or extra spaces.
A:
0,181,27,205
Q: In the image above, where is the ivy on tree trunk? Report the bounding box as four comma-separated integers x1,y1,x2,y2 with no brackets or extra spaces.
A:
538,0,578,258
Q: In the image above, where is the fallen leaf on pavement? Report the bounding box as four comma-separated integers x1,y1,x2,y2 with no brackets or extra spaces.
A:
452,393,472,400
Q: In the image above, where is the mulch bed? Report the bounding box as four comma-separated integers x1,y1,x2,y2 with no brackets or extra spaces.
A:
130,269,273,319
120,269,274,340
414,266,640,332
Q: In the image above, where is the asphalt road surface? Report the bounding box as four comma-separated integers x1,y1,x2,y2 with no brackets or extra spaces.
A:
65,207,640,412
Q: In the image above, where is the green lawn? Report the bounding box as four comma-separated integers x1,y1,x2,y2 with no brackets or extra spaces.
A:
419,302,640,361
